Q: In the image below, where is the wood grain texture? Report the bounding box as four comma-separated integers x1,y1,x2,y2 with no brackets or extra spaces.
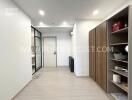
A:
96,21,107,92
89,29,96,81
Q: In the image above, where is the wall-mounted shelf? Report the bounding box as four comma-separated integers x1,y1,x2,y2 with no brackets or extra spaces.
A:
109,69,128,77
111,81,128,93
111,27,128,35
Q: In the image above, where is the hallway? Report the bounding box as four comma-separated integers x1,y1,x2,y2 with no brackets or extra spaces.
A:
13,67,109,100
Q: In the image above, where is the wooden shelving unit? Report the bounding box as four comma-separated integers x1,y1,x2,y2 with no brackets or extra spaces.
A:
108,7,129,100
89,6,132,100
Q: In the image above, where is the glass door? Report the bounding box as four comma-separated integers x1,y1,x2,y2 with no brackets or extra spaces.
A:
31,28,35,74
35,30,42,70
31,26,42,74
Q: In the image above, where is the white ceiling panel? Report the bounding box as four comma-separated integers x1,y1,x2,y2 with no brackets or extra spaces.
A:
13,0,128,33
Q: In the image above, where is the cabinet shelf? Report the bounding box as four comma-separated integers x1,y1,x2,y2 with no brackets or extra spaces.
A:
111,27,128,34
111,81,128,93
109,69,128,77
110,93,128,100
110,42,128,46
111,59,128,63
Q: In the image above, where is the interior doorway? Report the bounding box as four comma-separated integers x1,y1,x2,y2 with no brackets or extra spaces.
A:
43,37,57,68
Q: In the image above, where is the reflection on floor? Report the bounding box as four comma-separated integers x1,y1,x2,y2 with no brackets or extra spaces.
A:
32,68,35,74
13,67,109,100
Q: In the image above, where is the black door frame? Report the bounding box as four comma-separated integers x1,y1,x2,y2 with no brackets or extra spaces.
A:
31,26,42,75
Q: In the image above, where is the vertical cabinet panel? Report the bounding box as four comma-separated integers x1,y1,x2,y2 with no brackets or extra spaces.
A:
89,29,96,81
129,6,132,100
96,22,107,92
96,26,101,86
89,31,92,78
89,21,107,92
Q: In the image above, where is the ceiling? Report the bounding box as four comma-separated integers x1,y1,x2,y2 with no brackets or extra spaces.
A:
36,27,73,33
13,0,128,33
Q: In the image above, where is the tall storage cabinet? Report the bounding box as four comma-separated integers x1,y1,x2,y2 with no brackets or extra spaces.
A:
89,21,107,92
89,6,132,100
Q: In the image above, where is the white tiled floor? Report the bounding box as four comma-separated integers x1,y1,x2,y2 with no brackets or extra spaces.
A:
13,67,109,100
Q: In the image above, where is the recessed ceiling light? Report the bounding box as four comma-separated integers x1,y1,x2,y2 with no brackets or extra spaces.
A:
39,10,45,16
39,22,44,26
38,22,49,27
60,21,72,27
63,21,67,25
93,10,99,16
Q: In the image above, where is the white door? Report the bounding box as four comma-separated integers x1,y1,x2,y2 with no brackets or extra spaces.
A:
44,37,57,67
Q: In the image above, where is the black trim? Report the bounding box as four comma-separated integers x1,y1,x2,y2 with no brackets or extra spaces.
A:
41,33,43,68
31,26,42,75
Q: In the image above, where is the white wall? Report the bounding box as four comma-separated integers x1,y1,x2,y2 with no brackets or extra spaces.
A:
43,33,72,67
72,20,101,76
0,0,32,100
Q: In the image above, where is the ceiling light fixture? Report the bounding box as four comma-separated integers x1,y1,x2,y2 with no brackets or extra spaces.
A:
39,22,44,26
93,10,99,16
39,10,45,16
63,21,68,25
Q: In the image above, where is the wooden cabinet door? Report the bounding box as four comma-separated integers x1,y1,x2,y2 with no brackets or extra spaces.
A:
96,22,107,92
89,29,96,81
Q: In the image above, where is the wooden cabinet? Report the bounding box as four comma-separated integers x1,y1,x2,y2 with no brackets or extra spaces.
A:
89,29,96,81
89,6,132,99
96,22,107,92
89,21,107,92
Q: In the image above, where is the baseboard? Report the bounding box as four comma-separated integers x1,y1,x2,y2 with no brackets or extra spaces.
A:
11,79,33,100
57,66,69,68
74,72,89,77
75,76,89,78
75,74,89,78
